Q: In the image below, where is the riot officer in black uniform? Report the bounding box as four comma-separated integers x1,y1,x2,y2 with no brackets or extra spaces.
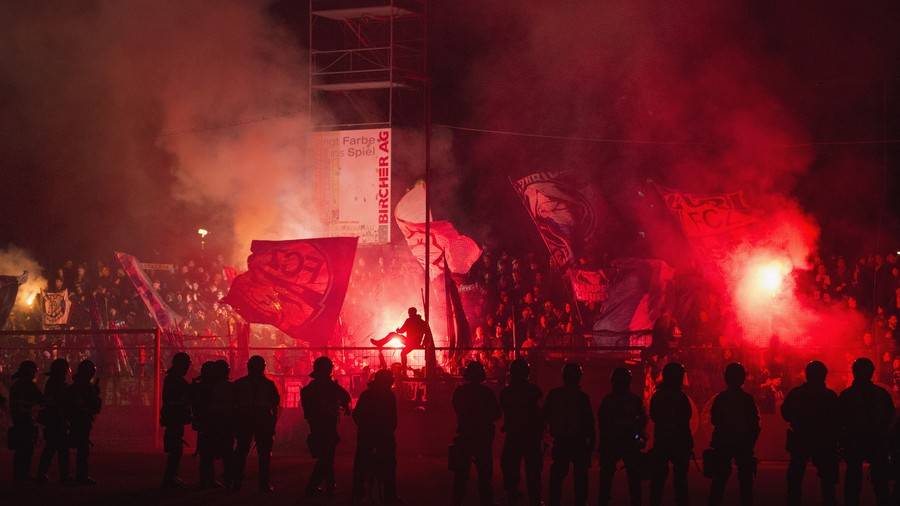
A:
8,360,41,483
838,357,894,506
351,368,399,505
706,363,760,506
451,361,501,506
545,362,595,506
198,360,235,488
37,358,70,484
65,360,101,485
781,360,839,506
649,362,692,506
233,355,280,492
597,367,646,506
301,356,351,498
160,352,192,488
499,358,544,506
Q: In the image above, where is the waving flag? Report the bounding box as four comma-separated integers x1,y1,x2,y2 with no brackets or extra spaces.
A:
591,258,673,338
657,185,756,238
222,237,357,345
116,252,183,335
395,182,482,279
0,275,20,329
512,171,600,268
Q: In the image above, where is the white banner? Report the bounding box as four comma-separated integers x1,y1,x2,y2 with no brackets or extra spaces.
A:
311,128,391,244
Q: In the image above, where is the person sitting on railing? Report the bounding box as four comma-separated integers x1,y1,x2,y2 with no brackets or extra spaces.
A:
370,307,431,372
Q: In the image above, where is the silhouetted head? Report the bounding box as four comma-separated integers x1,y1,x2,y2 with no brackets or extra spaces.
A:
463,361,487,383
408,307,417,317
213,359,230,381
851,357,875,383
509,358,530,383
310,356,334,379
47,358,70,379
610,367,632,392
168,352,191,376
74,360,96,382
247,355,266,376
12,360,38,380
662,362,686,388
562,362,583,386
370,369,394,389
724,363,746,388
805,361,828,385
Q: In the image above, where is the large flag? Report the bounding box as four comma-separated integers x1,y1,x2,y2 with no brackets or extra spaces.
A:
222,237,357,346
115,252,183,334
592,258,673,338
443,260,471,356
394,182,482,279
0,275,20,329
657,185,756,239
512,171,600,268
41,290,70,327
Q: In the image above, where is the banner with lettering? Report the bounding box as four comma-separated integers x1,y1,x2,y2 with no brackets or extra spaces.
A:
222,237,357,345
658,186,756,239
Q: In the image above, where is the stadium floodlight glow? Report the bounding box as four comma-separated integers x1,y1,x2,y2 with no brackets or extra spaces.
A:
197,228,209,238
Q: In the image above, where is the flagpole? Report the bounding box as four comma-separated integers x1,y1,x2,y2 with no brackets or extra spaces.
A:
423,20,431,335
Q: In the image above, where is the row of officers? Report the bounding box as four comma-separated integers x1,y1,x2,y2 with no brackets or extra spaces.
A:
301,356,899,506
7,353,899,506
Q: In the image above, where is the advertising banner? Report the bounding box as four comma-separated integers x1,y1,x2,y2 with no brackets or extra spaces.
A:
311,128,391,244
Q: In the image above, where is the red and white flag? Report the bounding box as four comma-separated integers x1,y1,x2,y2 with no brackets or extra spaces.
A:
115,252,183,334
222,237,357,346
394,182,482,279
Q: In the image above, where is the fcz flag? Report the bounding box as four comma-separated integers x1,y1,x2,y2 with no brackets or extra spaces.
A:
223,237,357,346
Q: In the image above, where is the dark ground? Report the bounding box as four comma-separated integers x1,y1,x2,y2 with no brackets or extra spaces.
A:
0,451,886,506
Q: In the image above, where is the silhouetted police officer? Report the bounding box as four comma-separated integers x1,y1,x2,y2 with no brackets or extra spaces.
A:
199,360,235,488
545,362,595,506
301,356,351,498
838,357,894,506
597,367,646,506
781,360,839,506
37,358,70,484
9,360,41,483
649,362,692,506
191,361,215,485
160,352,191,489
499,358,544,506
706,363,760,506
65,359,101,485
451,361,501,506
233,355,280,492
352,369,399,505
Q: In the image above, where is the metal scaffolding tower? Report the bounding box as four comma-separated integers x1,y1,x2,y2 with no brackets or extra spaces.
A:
309,0,427,130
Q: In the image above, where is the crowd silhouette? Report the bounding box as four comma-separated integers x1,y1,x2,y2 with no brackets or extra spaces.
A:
7,348,900,506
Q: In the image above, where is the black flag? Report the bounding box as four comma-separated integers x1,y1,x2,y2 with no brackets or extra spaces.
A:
0,275,20,329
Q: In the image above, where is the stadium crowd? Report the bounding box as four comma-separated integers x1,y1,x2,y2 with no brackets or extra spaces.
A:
2,248,900,407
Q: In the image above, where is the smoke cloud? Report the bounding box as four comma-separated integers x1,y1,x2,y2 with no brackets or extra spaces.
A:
439,0,895,346
0,245,47,309
1,1,318,262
